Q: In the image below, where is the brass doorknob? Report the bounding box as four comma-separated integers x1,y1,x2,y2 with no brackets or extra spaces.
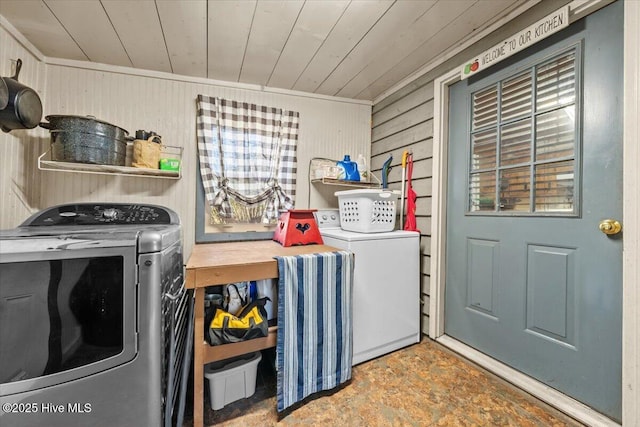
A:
599,219,622,235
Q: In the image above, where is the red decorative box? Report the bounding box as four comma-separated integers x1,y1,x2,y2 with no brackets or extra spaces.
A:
273,209,323,247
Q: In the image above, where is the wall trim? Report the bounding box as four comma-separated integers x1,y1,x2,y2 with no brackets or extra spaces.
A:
43,57,371,106
0,15,46,62
429,67,458,339
622,1,640,424
437,336,620,427
429,0,634,424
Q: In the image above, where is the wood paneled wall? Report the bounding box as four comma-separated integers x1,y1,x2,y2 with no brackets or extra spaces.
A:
371,0,570,335
39,63,371,258
0,24,46,229
371,82,434,336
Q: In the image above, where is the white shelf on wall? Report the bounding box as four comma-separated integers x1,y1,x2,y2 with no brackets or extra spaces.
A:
38,146,182,179
311,177,381,189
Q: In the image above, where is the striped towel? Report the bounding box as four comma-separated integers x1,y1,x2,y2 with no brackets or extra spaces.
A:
274,251,354,412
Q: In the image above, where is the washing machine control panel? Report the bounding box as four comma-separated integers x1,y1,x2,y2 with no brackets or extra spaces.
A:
24,203,175,226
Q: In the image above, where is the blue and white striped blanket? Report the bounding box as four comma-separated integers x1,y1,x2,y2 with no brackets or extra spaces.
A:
274,250,354,412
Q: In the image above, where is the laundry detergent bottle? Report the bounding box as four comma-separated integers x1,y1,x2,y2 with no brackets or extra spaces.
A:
336,155,360,181
356,154,368,182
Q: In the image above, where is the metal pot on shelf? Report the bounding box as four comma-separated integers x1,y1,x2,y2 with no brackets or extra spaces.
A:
40,115,131,166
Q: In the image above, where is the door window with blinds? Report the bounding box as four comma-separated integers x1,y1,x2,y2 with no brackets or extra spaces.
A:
468,47,580,215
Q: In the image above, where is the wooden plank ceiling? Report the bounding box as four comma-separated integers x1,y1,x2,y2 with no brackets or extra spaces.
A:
0,0,532,101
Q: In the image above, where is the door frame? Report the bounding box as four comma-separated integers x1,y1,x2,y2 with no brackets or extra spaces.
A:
429,0,639,426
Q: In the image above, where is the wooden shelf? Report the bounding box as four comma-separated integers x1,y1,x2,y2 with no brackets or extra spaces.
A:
311,177,381,188
38,146,182,179
187,241,341,427
203,326,278,364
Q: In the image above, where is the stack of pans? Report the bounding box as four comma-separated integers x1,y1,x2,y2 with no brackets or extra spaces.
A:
40,115,130,166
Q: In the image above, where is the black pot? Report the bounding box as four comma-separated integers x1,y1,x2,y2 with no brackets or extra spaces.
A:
50,130,128,166
0,78,8,110
40,115,130,166
0,59,43,133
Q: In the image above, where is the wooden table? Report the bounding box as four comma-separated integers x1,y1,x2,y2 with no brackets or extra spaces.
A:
185,240,339,427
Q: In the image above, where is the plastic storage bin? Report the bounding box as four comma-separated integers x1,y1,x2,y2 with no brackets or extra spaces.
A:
335,189,399,233
204,351,262,410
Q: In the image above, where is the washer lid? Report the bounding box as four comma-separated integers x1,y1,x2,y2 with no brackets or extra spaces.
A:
21,203,179,227
321,229,420,241
0,231,138,256
2,203,183,254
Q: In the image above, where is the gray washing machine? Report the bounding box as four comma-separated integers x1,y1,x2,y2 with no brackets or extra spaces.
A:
0,203,191,427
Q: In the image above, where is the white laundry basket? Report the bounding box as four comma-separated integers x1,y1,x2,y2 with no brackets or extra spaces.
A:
335,189,399,233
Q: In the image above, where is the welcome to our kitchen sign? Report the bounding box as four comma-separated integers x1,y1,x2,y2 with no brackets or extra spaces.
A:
461,5,569,79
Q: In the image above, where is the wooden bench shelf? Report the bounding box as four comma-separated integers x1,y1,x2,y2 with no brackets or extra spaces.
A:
186,240,339,427
203,326,278,364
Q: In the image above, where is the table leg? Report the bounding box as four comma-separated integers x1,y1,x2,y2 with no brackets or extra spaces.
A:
193,287,205,427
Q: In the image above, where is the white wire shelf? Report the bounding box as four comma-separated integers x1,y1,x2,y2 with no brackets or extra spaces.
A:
38,145,183,179
311,176,381,189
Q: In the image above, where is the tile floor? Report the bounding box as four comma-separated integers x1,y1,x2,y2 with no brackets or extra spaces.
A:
186,338,585,426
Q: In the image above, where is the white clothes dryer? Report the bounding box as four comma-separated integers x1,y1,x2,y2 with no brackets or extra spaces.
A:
315,209,420,365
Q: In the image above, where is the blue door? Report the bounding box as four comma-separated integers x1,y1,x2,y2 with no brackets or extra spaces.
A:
445,2,622,421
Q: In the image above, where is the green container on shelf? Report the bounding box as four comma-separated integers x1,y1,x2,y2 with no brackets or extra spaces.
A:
159,158,180,171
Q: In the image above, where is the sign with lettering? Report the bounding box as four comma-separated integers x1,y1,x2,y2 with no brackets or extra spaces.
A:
460,6,569,80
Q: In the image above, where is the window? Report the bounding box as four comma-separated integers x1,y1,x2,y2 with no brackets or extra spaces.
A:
195,96,300,242
468,48,579,215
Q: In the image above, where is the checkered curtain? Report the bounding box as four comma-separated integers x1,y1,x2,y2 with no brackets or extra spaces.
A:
196,96,299,224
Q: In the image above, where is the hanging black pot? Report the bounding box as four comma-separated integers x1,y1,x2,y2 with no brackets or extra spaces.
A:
0,78,8,110
0,59,43,133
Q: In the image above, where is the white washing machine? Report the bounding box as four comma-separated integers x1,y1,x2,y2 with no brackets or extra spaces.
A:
314,209,421,365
